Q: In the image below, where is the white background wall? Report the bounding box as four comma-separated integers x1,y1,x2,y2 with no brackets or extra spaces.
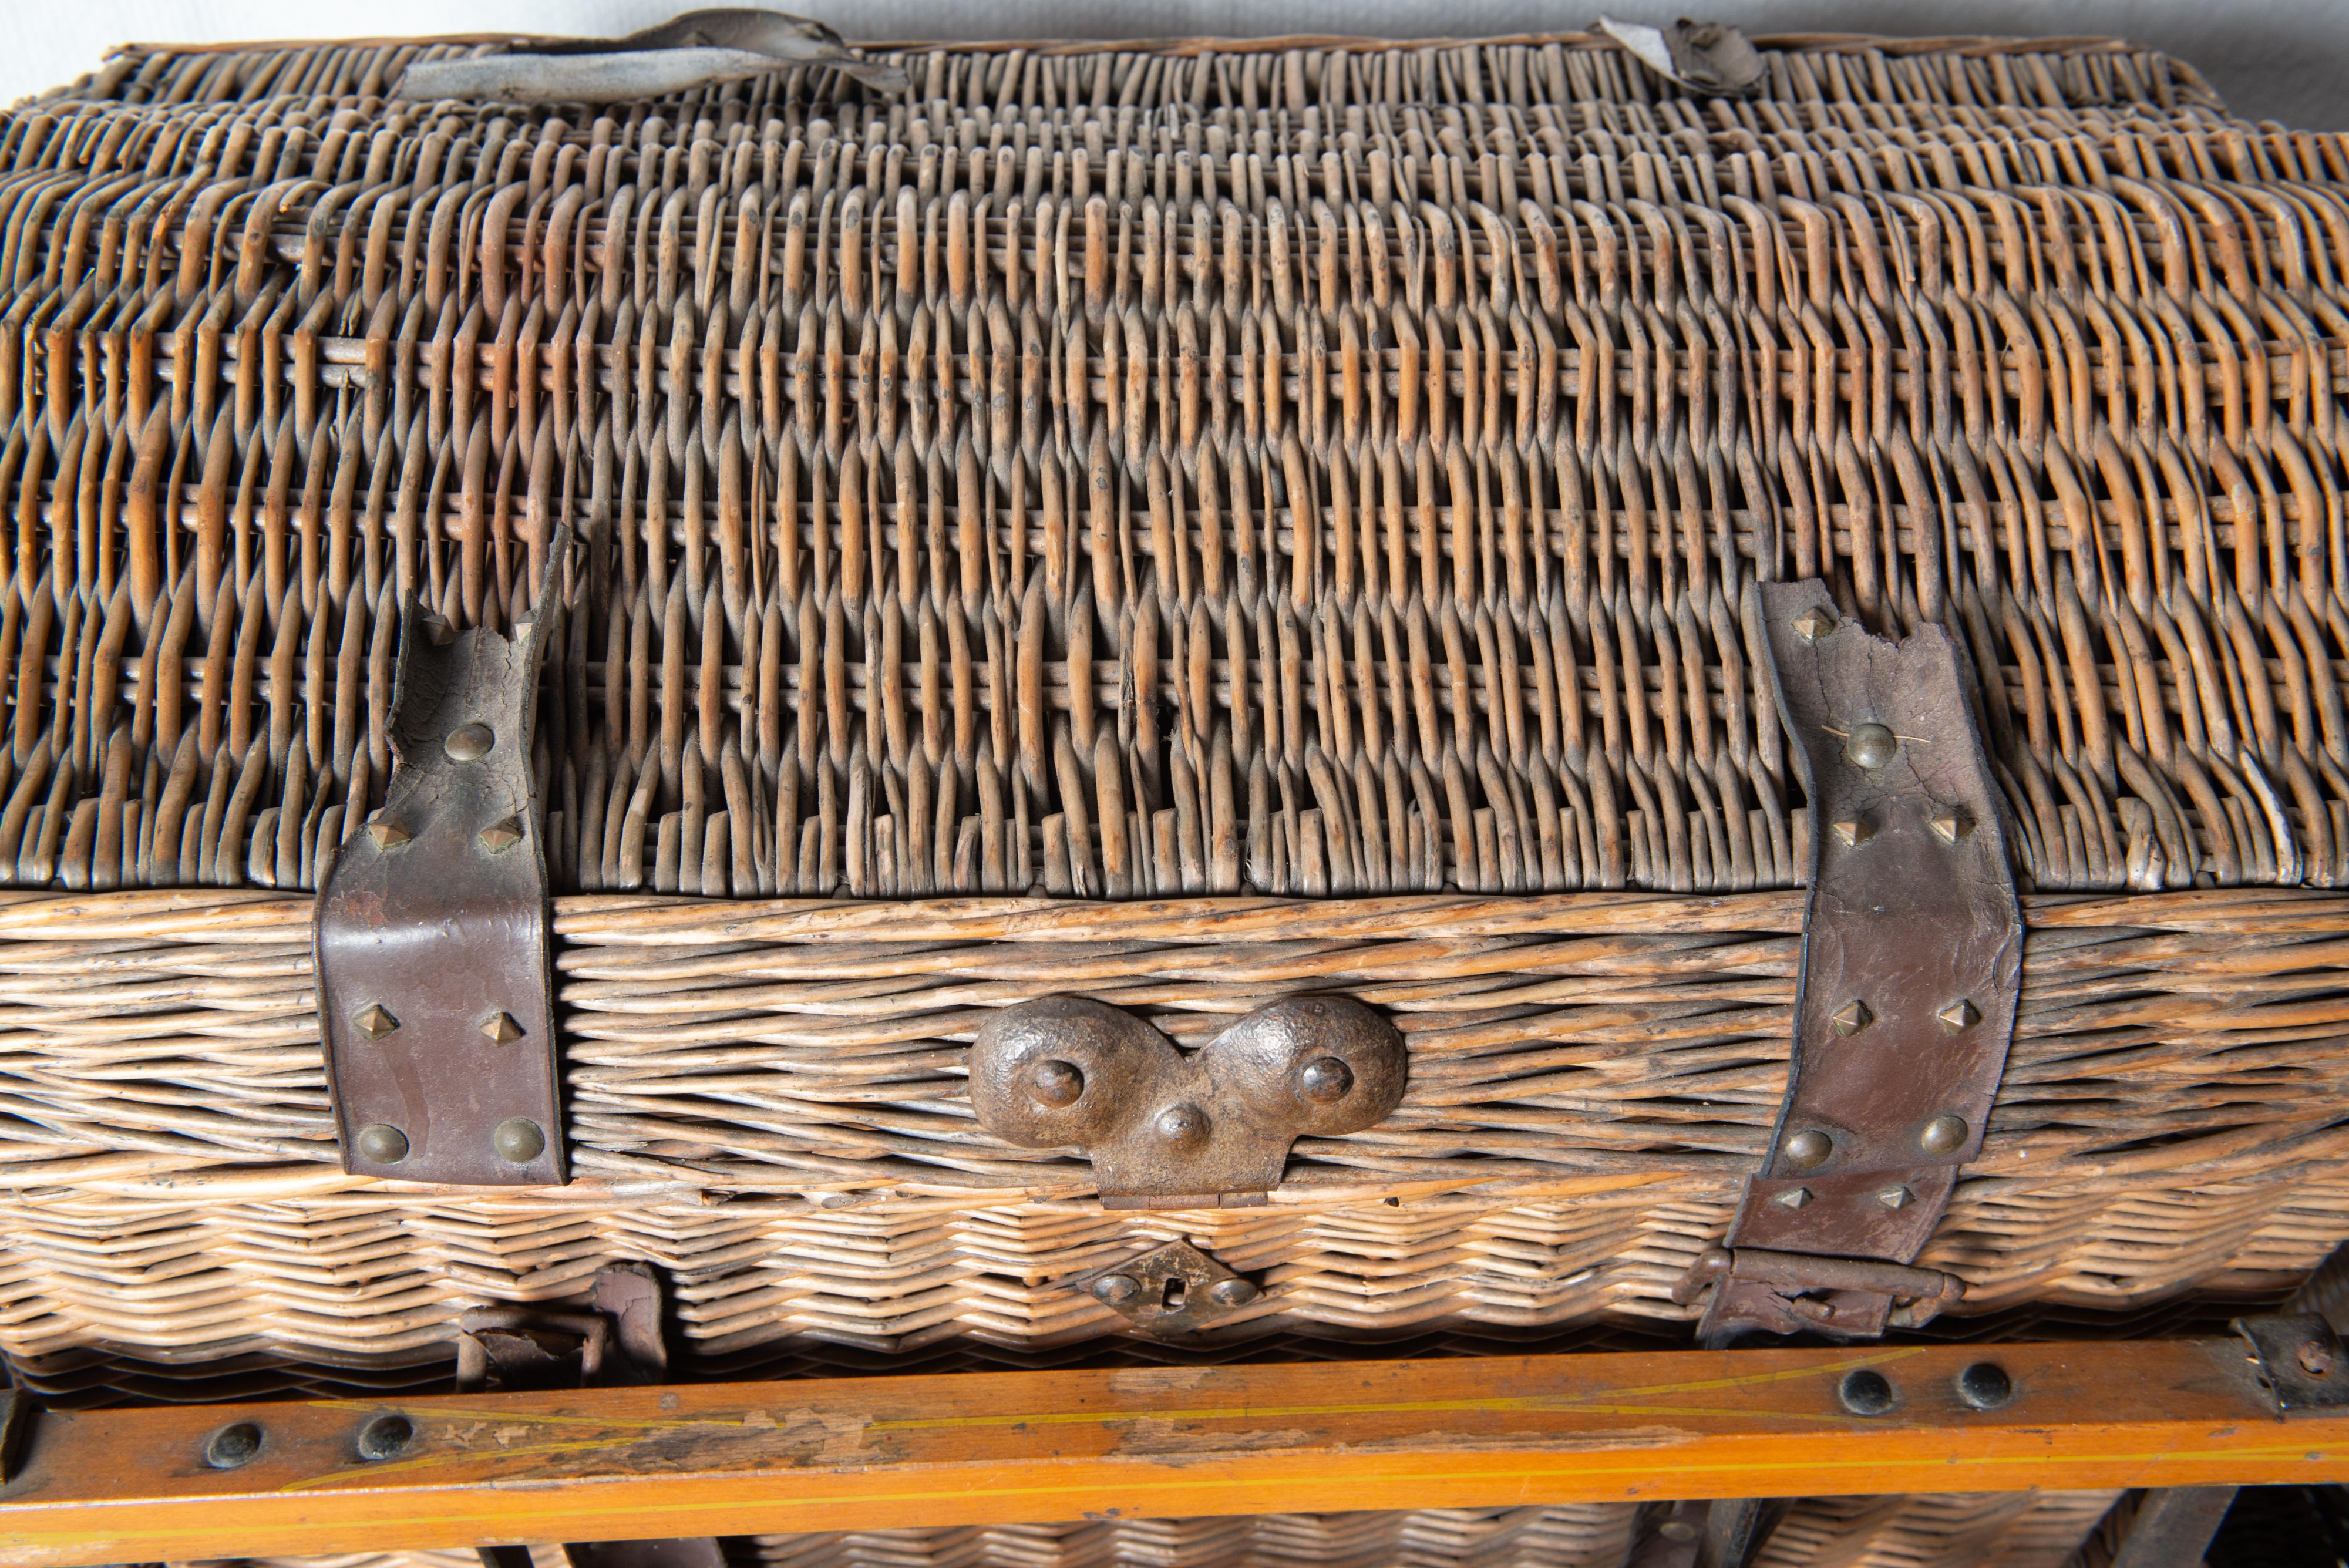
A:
4,0,2344,129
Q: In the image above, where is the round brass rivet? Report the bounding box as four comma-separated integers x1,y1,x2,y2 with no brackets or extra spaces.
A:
1844,722,1897,770
444,722,494,761
353,1123,409,1164
356,1414,416,1461
1785,1129,1833,1169
205,1422,264,1469
1299,1056,1354,1103
1155,1103,1210,1148
1208,1277,1258,1308
1839,1369,1896,1416
1093,1274,1140,1305
492,1117,547,1164
1920,1114,1970,1155
1027,1058,1085,1108
1956,1362,2014,1410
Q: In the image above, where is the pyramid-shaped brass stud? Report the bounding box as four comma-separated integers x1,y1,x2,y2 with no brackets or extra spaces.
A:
479,815,524,852
479,1011,525,1045
1930,810,1972,845
1831,817,1874,848
1831,1000,1873,1037
366,819,411,849
1937,998,1980,1034
352,1004,399,1041
1792,607,1835,644
1773,1186,1812,1209
1878,1186,1913,1210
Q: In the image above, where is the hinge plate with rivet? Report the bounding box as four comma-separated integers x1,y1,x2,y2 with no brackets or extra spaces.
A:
971,994,1406,1208
315,533,571,1187
1692,580,2021,1341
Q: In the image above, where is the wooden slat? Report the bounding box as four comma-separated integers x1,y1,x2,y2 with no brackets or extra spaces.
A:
0,1336,2341,1567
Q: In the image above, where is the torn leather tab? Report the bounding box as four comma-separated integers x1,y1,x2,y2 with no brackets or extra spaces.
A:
1597,16,1766,96
396,8,907,102
315,531,573,1187
1695,581,2021,1341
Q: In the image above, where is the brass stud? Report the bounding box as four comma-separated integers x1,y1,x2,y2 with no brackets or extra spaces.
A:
492,1117,547,1164
1156,1103,1210,1149
1844,722,1898,770
353,1123,409,1164
1879,1186,1913,1210
1830,817,1874,849
1831,1000,1873,1037
1299,1056,1355,1103
1208,1278,1259,1308
1773,1186,1812,1209
479,815,524,852
1920,1114,1970,1155
1026,1058,1085,1108
366,819,411,849
1930,810,1973,845
479,1012,524,1045
444,722,494,762
352,1004,399,1041
1937,999,1981,1034
1792,607,1835,644
1784,1128,1834,1169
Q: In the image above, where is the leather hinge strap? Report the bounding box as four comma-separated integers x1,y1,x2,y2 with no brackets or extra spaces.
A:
1692,580,2021,1342
315,531,572,1186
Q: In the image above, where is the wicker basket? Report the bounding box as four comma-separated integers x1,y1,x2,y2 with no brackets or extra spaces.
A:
0,21,2344,1566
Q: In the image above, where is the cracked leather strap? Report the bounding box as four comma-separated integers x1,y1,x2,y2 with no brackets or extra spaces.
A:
315,531,572,1187
1700,580,2021,1342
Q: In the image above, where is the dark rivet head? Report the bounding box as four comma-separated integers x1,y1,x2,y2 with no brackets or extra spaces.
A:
1155,1103,1210,1149
1657,1520,1698,1543
444,722,494,762
2298,1339,2338,1378
1208,1278,1259,1308
1784,1129,1833,1169
478,815,524,852
1773,1186,1811,1209
365,819,410,849
1093,1274,1140,1306
1299,1056,1354,1103
492,1117,546,1165
1878,1186,1913,1210
1831,1000,1873,1037
1931,810,1973,844
1920,1114,1970,1155
1844,722,1897,770
479,1012,524,1045
1956,1362,2015,1410
355,1414,416,1462
1830,817,1873,849
204,1421,264,1469
352,1004,399,1041
1937,999,1981,1034
1839,1368,1896,1416
353,1123,409,1164
1792,607,1835,644
1027,1058,1085,1108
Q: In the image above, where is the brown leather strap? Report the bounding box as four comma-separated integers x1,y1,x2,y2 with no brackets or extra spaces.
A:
1695,581,2021,1341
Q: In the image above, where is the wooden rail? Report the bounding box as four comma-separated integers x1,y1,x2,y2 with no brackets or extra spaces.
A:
0,1334,2343,1567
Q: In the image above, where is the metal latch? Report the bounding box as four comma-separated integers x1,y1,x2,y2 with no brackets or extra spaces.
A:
1687,581,2021,1341
1072,1239,1263,1335
315,532,571,1186
2234,1313,2349,1414
972,994,1406,1208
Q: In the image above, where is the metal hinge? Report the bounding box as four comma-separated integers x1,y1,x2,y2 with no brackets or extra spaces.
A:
971,994,1406,1208
316,532,571,1186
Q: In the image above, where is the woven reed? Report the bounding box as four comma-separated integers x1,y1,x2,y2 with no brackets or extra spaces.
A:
228,1491,2122,1568
0,28,2341,901
0,885,2341,1393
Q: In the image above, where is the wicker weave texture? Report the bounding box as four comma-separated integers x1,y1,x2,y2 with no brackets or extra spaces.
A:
0,30,2343,902
0,888,2341,1384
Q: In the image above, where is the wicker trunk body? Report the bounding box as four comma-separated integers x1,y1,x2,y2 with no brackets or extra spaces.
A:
0,23,2345,1567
